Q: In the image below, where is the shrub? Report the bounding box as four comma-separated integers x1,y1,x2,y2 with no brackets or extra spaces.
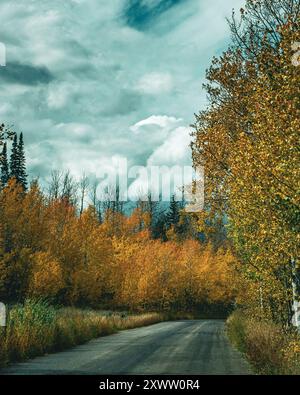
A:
0,300,56,364
227,310,300,375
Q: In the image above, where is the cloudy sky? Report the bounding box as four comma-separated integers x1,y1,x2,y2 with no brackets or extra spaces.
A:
0,0,244,195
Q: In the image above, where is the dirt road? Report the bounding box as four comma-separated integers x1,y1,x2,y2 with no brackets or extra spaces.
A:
1,320,251,375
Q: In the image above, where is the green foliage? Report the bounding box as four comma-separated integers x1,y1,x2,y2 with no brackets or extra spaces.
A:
8,133,28,190
3,299,57,362
166,195,180,228
17,133,27,191
0,142,9,187
9,134,19,182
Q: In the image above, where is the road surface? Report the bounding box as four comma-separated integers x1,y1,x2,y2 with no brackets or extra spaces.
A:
1,320,251,375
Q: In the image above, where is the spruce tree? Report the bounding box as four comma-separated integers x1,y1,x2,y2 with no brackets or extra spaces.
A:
152,211,168,241
9,133,19,181
167,194,180,227
9,133,28,190
0,142,9,186
17,133,27,190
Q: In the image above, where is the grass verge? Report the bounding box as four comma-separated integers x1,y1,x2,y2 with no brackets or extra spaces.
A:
0,299,163,368
226,310,300,375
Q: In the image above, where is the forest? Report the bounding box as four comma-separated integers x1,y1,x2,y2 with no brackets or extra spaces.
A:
0,129,235,312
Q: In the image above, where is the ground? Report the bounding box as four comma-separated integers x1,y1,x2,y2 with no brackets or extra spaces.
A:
1,320,251,375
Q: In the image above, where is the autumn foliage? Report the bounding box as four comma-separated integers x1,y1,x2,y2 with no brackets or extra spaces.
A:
0,179,236,311
192,1,300,325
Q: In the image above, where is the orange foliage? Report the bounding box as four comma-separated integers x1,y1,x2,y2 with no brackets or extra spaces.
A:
0,180,236,310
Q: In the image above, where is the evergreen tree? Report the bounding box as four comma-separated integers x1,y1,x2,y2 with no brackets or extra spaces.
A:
167,194,180,228
0,142,9,187
9,133,19,181
152,211,168,241
9,133,28,190
18,133,27,190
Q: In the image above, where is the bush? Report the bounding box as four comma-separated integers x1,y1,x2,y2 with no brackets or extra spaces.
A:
227,310,300,375
226,310,247,353
3,299,57,363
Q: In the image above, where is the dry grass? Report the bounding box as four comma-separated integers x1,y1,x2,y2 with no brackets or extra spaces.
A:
227,310,300,375
0,300,163,368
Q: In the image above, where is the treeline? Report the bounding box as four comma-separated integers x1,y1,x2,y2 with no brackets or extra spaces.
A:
1,131,27,190
46,169,199,242
192,0,300,327
0,178,236,311
0,127,235,313
0,130,198,243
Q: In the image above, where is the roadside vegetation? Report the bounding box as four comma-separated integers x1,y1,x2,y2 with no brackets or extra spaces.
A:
191,0,300,375
0,299,163,368
0,300,225,368
227,310,300,375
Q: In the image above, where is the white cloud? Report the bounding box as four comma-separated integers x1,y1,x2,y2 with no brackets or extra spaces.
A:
127,117,192,200
130,115,182,133
135,72,173,95
147,126,191,167
55,122,96,140
129,115,186,159
47,83,72,109
0,0,245,182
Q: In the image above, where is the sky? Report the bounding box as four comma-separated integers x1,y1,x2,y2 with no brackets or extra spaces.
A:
0,0,244,197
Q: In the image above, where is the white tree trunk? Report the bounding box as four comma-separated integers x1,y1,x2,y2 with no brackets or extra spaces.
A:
292,259,300,331
292,281,300,330
0,302,6,327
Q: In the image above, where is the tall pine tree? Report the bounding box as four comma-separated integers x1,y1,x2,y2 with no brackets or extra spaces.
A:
0,142,9,187
18,133,27,190
167,194,180,228
9,133,28,190
9,133,19,180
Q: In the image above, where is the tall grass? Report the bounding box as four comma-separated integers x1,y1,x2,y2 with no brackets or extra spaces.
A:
0,299,163,368
227,310,300,375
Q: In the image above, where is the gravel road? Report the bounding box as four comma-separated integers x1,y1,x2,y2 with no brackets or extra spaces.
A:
1,320,251,375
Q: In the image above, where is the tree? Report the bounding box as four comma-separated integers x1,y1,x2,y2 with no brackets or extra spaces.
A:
61,170,78,206
8,133,28,190
165,195,181,240
47,170,78,206
17,133,28,190
192,0,300,326
89,180,102,222
0,142,9,187
47,170,62,201
167,195,180,227
151,206,168,241
0,179,31,302
0,123,14,147
9,133,19,182
79,173,89,216
29,252,64,300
